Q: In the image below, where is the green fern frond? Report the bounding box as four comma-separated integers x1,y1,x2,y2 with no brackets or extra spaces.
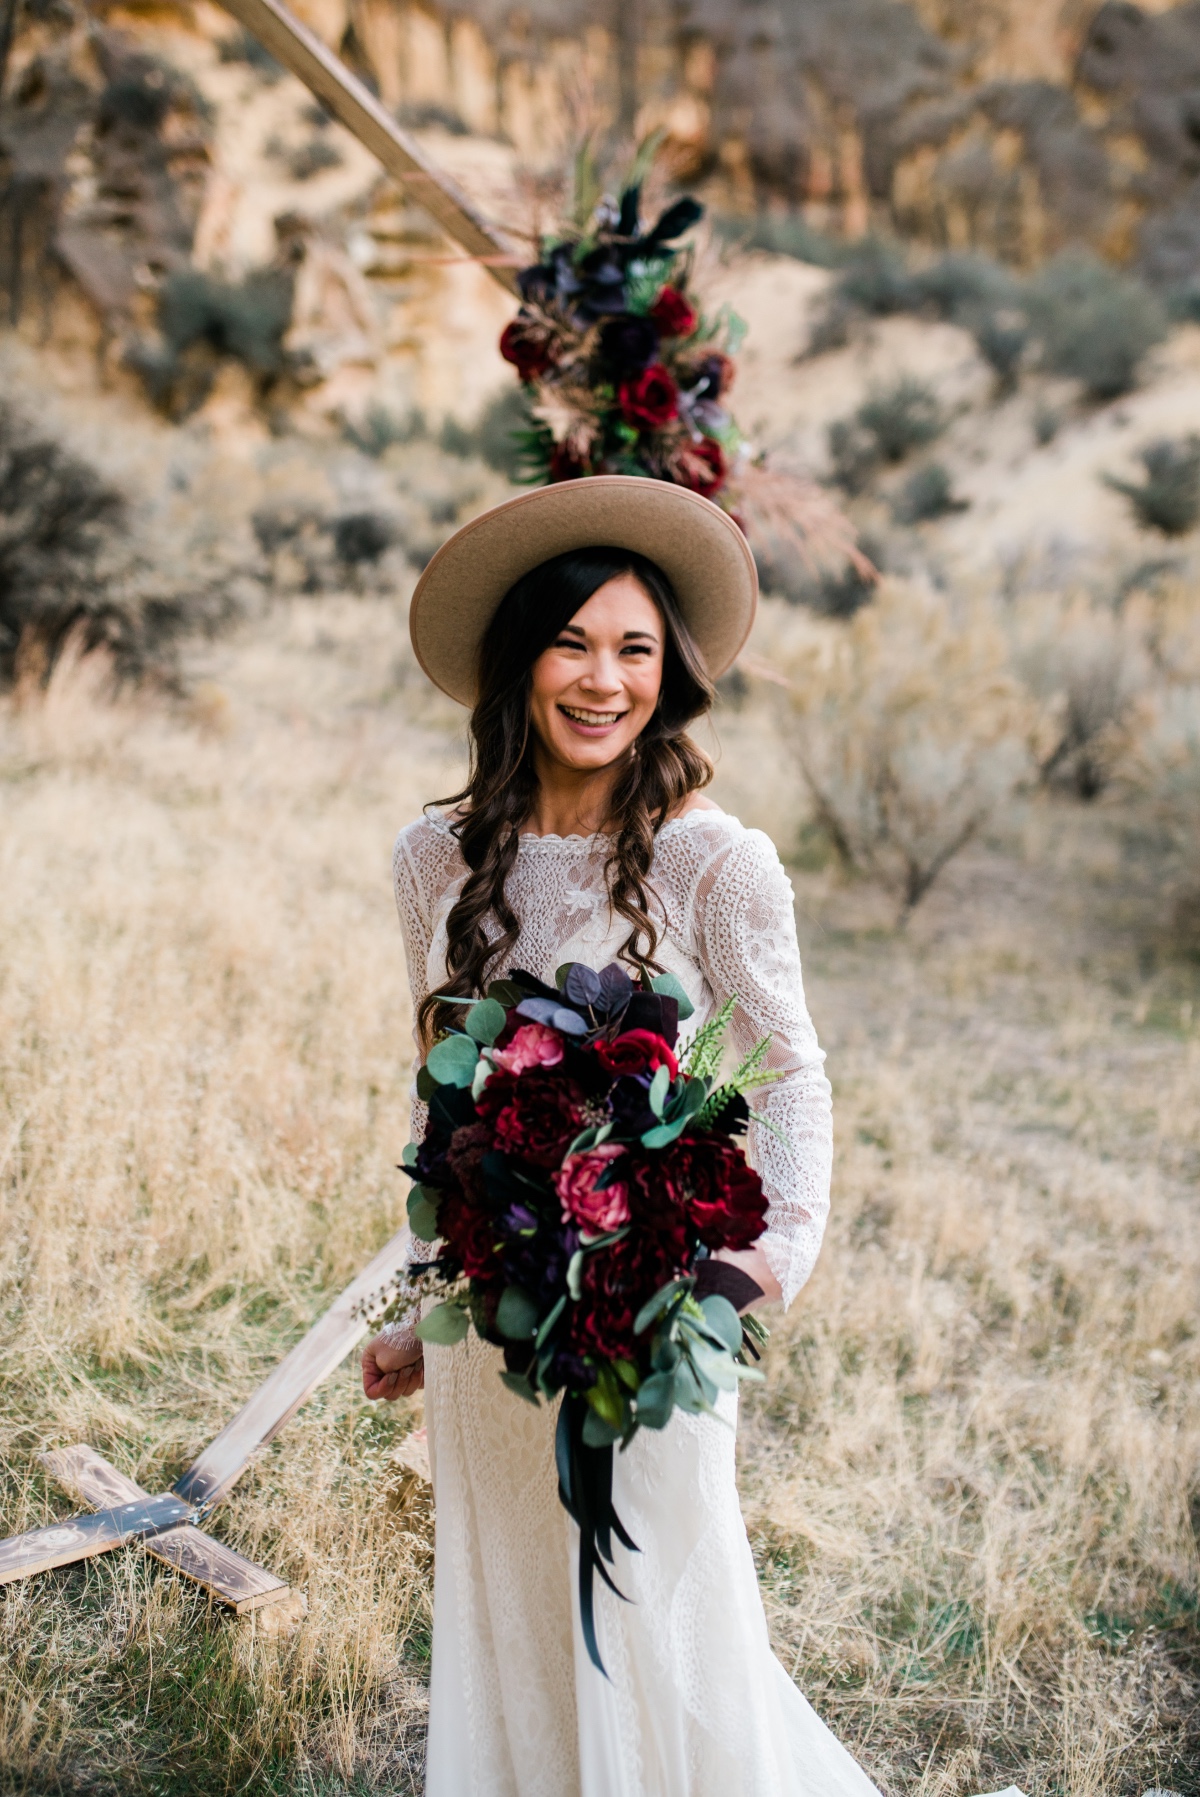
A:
684,995,736,1081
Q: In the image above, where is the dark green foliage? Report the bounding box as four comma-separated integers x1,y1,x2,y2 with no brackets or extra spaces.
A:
715,212,842,267
973,312,1029,391
1026,253,1168,400
474,385,538,480
287,136,343,180
438,416,475,458
857,378,945,461
341,405,427,457
756,534,881,616
1105,436,1200,536
158,268,293,376
1034,405,1061,446
909,251,1019,324
332,511,393,565
217,27,282,80
0,402,125,680
892,462,969,525
833,237,918,316
131,267,295,416
396,101,470,135
828,379,945,493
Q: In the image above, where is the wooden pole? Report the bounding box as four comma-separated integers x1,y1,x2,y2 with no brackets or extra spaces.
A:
213,0,520,295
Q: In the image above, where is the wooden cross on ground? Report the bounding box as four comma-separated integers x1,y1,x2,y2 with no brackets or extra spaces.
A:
0,1225,413,1615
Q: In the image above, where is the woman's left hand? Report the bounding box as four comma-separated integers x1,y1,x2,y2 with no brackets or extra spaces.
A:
362,1326,425,1399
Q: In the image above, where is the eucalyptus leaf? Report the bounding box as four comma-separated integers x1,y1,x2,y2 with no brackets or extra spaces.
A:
567,1249,585,1301
406,1187,440,1243
648,1063,670,1119
651,970,695,1021
426,1033,481,1088
633,1370,675,1429
415,1063,437,1102
552,1007,588,1036
581,1407,622,1448
496,1285,539,1341
698,1293,742,1355
563,964,602,1007
471,1057,492,1102
415,1302,470,1345
565,1125,600,1159
688,1336,739,1390
400,1141,419,1169
487,979,523,1007
465,998,507,1045
640,1116,689,1150
634,1277,688,1336
499,1369,541,1406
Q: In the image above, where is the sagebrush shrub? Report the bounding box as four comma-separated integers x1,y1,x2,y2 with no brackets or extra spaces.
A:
892,463,968,525
1026,254,1167,401
1106,436,1200,536
856,378,945,462
1013,594,1150,800
0,404,124,682
773,583,1030,914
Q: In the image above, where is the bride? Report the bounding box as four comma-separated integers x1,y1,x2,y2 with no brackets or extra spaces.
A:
361,475,881,1796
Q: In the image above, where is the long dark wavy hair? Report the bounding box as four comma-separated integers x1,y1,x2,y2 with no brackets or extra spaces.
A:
417,546,716,1048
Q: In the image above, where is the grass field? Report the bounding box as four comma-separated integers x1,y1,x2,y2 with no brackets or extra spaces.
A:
1,594,1198,1796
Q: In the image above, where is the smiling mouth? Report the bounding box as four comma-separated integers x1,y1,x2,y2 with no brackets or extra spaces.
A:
558,705,627,727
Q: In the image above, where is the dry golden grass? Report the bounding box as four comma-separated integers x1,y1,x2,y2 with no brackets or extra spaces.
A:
1,596,1198,1795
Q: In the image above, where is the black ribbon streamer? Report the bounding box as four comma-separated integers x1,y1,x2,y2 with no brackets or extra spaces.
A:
555,1395,639,1677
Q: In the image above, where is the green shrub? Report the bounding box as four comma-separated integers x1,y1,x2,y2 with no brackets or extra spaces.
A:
287,137,343,181
1026,253,1168,400
332,512,394,566
158,268,293,376
856,378,945,462
973,312,1029,391
0,404,125,681
217,29,282,81
910,252,1019,324
341,405,427,457
1105,436,1200,536
892,463,968,525
474,386,536,480
827,416,881,495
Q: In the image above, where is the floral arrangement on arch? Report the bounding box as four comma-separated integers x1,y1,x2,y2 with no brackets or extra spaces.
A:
499,163,745,502
496,145,874,583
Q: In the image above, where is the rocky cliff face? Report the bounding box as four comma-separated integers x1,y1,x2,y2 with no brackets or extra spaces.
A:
291,0,1200,285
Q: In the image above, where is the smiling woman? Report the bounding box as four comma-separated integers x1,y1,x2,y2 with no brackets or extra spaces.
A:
353,476,902,1794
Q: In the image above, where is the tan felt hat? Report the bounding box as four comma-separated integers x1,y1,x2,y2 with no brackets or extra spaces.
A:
408,474,759,706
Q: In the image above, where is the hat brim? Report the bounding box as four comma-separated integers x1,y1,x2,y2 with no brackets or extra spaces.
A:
408,475,759,706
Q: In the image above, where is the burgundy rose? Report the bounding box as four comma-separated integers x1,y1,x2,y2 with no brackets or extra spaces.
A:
650,286,698,339
673,437,727,500
657,1136,768,1250
477,1069,587,1170
596,1029,679,1081
619,363,679,431
500,316,555,382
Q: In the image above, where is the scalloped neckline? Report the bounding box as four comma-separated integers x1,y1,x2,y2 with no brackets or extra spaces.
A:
423,807,729,849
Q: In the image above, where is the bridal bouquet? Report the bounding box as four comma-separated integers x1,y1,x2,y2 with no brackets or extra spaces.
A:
396,959,778,1668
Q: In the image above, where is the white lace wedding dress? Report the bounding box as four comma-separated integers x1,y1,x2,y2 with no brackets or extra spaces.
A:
391,806,882,1797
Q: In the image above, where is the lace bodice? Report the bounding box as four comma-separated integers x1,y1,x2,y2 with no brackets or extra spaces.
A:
391,807,832,1309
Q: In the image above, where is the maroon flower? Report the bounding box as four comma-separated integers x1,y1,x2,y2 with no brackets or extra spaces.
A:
656,1136,768,1250
673,437,727,500
619,363,679,431
599,314,659,372
438,1186,500,1278
549,443,589,481
693,351,735,399
650,286,698,339
596,1030,679,1081
500,316,555,382
477,1069,587,1170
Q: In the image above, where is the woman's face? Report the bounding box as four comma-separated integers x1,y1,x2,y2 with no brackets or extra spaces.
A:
528,574,665,773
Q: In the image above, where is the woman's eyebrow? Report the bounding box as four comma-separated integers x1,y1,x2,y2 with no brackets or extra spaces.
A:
622,630,658,641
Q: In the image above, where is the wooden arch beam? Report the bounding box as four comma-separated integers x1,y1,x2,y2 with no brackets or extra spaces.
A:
214,0,521,294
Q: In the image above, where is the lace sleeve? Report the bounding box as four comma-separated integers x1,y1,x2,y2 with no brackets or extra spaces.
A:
691,827,832,1309
392,822,440,1290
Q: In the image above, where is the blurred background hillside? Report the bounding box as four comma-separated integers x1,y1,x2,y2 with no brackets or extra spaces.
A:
1,2,1200,1794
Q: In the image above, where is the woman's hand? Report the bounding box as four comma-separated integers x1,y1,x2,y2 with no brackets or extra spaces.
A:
713,1245,782,1309
362,1325,425,1400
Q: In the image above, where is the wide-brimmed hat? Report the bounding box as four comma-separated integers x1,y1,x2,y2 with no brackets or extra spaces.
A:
408,475,758,705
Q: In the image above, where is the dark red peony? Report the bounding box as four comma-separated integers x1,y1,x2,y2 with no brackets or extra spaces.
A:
618,363,679,431
650,286,698,338
673,437,727,499
476,1069,587,1170
656,1135,768,1250
438,1186,501,1279
500,316,556,382
596,1029,679,1081
549,443,589,481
